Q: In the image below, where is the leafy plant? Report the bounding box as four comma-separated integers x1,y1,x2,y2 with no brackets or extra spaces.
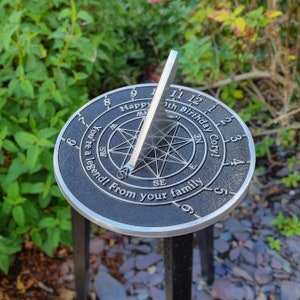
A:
282,171,300,188
281,156,300,188
271,212,300,237
267,236,281,251
180,0,300,160
0,0,195,274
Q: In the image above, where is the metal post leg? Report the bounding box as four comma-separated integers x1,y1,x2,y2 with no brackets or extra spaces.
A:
163,233,193,300
197,225,214,284
71,208,90,300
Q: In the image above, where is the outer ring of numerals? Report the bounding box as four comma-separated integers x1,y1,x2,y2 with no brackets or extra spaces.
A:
54,83,255,237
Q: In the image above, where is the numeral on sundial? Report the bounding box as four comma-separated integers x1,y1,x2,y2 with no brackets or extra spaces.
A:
130,88,137,100
172,202,201,219
205,187,235,196
186,94,203,106
61,137,80,149
77,113,89,128
203,104,218,114
224,159,250,166
225,134,246,143
104,96,111,109
217,116,234,126
170,88,183,99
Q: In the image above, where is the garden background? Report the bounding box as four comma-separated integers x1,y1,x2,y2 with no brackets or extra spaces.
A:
0,0,299,298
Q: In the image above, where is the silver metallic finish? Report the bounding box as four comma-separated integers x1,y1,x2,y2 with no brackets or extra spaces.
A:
126,50,178,171
53,83,256,237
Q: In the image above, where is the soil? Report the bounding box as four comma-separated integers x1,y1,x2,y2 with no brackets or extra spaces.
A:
0,235,124,300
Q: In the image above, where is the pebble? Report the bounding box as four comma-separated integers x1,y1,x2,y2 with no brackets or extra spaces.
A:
214,239,230,254
89,237,105,254
135,252,162,270
212,278,247,300
280,281,300,300
94,266,126,300
233,230,250,241
221,231,232,241
119,256,135,274
150,286,165,299
254,266,273,285
241,248,256,265
229,247,241,261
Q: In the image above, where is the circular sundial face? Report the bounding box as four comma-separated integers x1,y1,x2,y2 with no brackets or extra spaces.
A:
54,84,255,237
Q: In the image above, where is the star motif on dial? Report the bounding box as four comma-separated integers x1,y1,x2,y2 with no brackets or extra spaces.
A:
108,119,195,178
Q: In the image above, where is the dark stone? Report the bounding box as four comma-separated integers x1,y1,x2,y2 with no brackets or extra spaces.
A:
254,266,273,285
229,247,241,261
241,248,256,265
214,239,230,254
280,281,300,300
135,252,162,270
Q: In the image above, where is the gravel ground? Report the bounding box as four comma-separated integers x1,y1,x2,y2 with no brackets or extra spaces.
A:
56,167,300,300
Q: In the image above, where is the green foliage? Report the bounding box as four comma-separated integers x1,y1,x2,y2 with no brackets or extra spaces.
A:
267,236,281,251
282,171,300,188
180,0,300,160
271,212,300,237
255,136,274,158
0,0,194,274
281,157,300,188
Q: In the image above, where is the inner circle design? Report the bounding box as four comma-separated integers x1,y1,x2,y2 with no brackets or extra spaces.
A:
107,116,197,180
79,97,227,205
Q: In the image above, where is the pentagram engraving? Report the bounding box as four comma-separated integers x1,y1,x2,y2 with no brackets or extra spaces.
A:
79,97,227,205
108,119,195,178
54,83,255,237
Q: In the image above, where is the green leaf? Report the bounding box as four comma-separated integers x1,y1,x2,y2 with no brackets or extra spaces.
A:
39,195,52,209
60,220,71,231
16,65,25,78
13,206,25,226
0,236,21,255
21,79,34,98
21,182,45,194
9,10,23,24
38,138,54,148
0,254,10,274
233,89,244,99
77,10,94,23
15,132,37,149
0,127,7,141
7,181,19,199
41,240,54,257
8,78,20,96
5,156,29,184
26,146,40,172
58,8,71,20
3,139,19,153
39,217,57,228
73,71,89,81
48,227,60,248
2,201,13,215
31,230,43,247
36,128,57,139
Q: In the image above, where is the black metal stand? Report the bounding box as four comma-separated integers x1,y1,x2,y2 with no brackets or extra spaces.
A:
71,209,214,300
197,225,214,284
163,234,193,300
72,208,90,300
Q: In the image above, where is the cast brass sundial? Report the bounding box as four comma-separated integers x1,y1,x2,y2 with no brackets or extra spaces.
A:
54,50,255,237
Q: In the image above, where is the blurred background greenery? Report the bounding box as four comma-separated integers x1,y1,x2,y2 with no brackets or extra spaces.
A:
0,0,299,274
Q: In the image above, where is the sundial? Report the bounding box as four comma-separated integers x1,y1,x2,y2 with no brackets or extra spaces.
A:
54,50,255,238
